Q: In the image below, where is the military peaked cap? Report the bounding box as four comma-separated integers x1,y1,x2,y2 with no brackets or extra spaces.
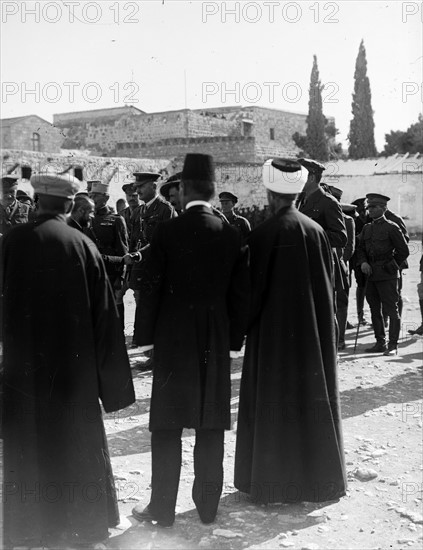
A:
366,193,390,205
219,191,238,203
298,158,326,174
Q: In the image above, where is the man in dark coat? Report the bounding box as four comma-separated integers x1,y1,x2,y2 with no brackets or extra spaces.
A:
234,158,347,505
1,172,136,548
131,153,249,527
356,193,410,355
67,193,95,232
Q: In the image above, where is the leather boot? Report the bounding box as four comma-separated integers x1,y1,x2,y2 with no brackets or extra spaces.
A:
336,306,348,350
408,300,423,335
385,316,401,355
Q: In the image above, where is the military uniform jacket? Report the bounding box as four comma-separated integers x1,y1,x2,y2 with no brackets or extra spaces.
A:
299,187,347,290
121,205,143,252
0,200,30,237
90,205,128,283
226,213,251,240
356,216,409,281
128,195,176,290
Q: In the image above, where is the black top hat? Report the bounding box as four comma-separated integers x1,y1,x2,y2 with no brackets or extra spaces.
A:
298,158,326,174
219,191,238,203
181,154,215,182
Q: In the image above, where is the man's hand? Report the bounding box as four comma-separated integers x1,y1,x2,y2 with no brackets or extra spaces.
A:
123,252,142,265
361,262,372,276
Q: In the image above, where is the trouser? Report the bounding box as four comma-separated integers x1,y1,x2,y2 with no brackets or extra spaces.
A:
336,286,349,345
366,279,401,347
149,428,224,525
383,270,404,321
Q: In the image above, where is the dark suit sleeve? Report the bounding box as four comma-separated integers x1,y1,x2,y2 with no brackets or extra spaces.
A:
134,223,166,346
356,225,370,265
325,199,348,248
227,240,250,350
87,241,135,412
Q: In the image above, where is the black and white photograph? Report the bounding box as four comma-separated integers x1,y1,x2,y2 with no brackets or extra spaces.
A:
1,1,422,548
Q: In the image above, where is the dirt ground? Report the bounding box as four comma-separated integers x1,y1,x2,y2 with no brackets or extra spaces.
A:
103,239,423,550
1,240,422,550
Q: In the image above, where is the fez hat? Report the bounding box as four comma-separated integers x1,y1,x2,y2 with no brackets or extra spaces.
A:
328,185,343,201
89,181,110,195
1,175,19,193
219,191,238,204
181,154,215,182
31,173,81,199
132,172,162,186
262,158,308,194
159,172,182,198
122,183,136,194
366,193,390,205
298,158,326,174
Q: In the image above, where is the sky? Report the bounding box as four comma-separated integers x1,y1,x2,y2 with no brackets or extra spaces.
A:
1,0,422,151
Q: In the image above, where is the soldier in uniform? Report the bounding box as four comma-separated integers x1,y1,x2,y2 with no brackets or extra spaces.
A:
0,176,30,237
296,159,347,345
350,197,370,326
356,193,409,355
218,191,251,240
328,185,356,350
88,180,133,329
129,172,177,366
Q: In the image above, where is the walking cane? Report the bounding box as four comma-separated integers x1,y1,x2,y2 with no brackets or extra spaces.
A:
353,275,369,354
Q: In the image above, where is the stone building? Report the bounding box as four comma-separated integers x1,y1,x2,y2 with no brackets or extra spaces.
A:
0,115,64,153
53,105,308,162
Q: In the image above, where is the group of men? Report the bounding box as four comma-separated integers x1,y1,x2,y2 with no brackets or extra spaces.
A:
0,151,420,548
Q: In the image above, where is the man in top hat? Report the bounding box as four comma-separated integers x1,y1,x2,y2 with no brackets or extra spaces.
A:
1,172,135,549
88,180,131,329
0,175,30,237
218,191,251,240
131,153,249,527
357,193,409,355
234,157,346,505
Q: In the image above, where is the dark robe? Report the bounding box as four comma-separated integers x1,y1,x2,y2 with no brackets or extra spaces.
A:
234,205,347,504
1,214,135,548
134,205,250,430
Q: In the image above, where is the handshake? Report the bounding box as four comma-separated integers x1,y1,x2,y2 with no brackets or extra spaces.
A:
123,252,142,265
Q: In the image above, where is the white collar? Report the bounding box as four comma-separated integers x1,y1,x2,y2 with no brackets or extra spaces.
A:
185,200,212,210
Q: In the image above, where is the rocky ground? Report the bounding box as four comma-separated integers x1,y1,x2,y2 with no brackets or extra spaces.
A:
104,239,423,550
1,241,422,550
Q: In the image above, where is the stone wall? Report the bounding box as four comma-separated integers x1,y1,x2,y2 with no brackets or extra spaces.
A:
1,116,63,153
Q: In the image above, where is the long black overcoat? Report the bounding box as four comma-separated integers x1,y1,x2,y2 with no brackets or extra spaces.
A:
134,205,249,431
234,206,347,504
1,214,135,547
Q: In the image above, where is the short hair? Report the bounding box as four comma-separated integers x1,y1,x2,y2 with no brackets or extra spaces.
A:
38,194,73,214
71,195,94,214
182,179,215,201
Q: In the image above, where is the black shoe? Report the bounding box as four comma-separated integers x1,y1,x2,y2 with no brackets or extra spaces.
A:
132,504,173,528
365,343,387,353
338,342,346,351
408,325,423,336
384,347,398,356
346,321,355,330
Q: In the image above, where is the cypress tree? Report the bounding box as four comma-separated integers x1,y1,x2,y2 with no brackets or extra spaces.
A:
305,55,328,161
348,40,377,158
